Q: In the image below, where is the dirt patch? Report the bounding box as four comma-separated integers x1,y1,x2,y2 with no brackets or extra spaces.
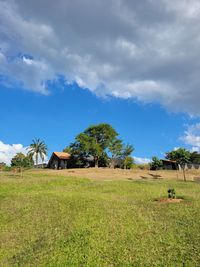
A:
156,198,184,203
26,167,200,181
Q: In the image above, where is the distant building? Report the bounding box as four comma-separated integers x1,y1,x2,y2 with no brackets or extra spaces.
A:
161,159,178,170
47,152,71,169
34,163,47,168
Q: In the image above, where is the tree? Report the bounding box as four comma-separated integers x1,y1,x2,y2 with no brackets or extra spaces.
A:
69,124,118,168
190,151,200,164
11,153,34,168
108,139,123,168
28,138,47,166
165,148,191,164
122,156,134,169
121,144,134,169
150,156,163,170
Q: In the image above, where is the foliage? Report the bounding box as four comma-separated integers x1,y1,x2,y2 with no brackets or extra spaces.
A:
190,151,200,164
165,148,191,164
122,156,134,169
11,153,34,168
168,188,176,199
28,138,47,165
121,144,134,169
108,138,123,168
150,156,163,170
66,123,118,167
0,162,6,170
64,124,134,168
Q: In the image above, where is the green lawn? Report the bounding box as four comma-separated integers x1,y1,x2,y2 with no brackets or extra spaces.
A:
1,172,200,266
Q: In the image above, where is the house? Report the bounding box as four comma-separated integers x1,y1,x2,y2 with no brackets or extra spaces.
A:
47,152,71,169
161,159,178,170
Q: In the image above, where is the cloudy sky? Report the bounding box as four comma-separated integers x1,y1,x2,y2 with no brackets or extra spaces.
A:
1,0,200,164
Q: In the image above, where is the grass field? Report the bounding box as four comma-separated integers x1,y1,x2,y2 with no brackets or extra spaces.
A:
1,169,200,266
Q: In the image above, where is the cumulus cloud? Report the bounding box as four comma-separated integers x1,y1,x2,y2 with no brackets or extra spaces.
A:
133,156,150,164
181,123,200,152
0,140,48,165
1,0,200,114
0,141,27,165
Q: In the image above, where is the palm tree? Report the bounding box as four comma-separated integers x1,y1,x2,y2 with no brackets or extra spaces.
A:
28,138,47,166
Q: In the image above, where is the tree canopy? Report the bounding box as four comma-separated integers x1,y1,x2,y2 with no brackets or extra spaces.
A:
28,138,48,165
11,153,34,168
64,123,134,168
166,148,192,164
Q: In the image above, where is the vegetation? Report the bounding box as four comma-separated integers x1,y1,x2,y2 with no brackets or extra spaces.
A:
166,148,191,164
28,138,48,165
150,156,163,170
1,171,200,266
64,123,134,168
11,153,34,168
168,188,176,199
166,147,200,165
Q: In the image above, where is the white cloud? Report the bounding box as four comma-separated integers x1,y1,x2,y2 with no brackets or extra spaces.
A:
181,123,200,152
1,0,200,114
0,140,48,165
0,141,27,165
133,156,150,164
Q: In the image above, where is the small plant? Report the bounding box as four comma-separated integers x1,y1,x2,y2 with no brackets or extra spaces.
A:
168,188,176,199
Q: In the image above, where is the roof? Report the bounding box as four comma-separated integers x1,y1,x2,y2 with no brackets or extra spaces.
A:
54,152,71,160
161,159,177,163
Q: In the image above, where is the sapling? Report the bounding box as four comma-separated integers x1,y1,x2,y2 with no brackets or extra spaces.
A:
168,188,176,199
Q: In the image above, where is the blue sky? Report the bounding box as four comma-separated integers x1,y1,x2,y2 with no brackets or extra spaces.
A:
0,77,196,164
1,0,200,164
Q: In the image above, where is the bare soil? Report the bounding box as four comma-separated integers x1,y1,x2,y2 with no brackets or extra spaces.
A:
28,167,200,181
156,198,184,203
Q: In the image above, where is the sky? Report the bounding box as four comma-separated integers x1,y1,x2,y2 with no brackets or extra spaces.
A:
1,0,200,165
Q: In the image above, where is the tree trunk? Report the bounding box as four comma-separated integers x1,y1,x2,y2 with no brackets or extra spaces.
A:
182,167,186,181
36,153,38,167
94,157,99,168
110,158,115,168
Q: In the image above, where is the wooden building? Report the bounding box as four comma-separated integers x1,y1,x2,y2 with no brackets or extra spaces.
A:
161,159,178,170
47,152,71,169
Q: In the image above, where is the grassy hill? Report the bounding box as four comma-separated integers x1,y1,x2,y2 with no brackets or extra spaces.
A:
1,170,200,266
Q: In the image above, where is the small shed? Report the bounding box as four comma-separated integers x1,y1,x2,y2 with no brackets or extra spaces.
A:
161,159,178,170
47,152,71,169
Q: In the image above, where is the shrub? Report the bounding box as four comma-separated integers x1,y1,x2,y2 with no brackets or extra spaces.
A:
168,188,176,199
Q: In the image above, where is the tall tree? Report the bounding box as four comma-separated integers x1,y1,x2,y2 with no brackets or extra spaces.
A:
165,148,191,164
122,144,134,169
68,123,118,168
28,138,47,166
108,138,123,168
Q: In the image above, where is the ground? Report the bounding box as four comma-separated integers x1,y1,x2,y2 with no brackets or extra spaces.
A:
1,168,200,266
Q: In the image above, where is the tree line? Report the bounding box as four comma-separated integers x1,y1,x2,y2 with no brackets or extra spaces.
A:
5,123,134,169
150,148,200,170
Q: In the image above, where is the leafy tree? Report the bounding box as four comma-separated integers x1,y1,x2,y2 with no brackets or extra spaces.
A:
11,153,34,168
28,138,47,165
190,151,200,164
108,139,123,168
150,156,163,170
165,148,191,164
122,156,134,169
121,144,134,169
69,124,118,167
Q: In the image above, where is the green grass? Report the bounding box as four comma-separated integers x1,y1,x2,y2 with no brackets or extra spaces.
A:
1,172,200,266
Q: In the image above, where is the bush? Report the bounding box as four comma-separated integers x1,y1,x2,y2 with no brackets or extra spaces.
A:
168,188,176,199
